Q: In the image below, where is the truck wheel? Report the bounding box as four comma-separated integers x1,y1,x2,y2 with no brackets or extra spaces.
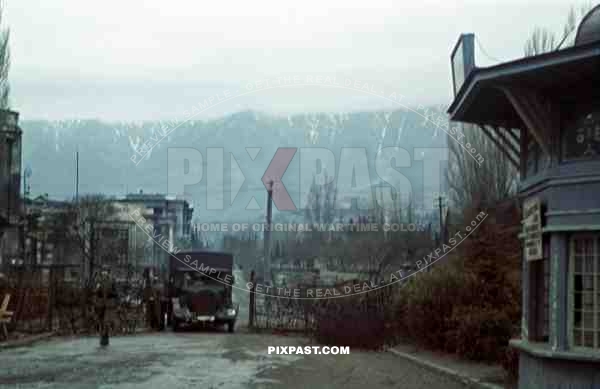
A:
227,321,235,333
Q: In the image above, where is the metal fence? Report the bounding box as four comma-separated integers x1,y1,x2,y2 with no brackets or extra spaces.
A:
253,292,315,332
1,264,146,336
248,270,401,348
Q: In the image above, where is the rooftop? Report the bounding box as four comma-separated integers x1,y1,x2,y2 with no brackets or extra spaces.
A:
448,40,600,128
116,192,192,206
448,5,600,127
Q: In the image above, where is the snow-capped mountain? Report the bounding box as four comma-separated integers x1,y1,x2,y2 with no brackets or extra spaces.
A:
21,107,448,224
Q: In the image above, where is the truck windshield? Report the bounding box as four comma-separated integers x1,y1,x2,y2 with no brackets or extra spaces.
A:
175,272,225,294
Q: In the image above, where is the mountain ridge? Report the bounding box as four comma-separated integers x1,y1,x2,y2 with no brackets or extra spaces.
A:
21,107,449,224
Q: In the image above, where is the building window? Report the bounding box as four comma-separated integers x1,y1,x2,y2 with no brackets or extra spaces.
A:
570,235,600,349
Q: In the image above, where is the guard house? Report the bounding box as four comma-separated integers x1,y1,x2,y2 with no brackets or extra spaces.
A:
448,6,600,389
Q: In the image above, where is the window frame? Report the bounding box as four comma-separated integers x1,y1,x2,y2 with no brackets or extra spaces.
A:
568,233,600,350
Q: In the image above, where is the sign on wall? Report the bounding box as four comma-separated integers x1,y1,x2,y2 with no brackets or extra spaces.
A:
523,197,543,261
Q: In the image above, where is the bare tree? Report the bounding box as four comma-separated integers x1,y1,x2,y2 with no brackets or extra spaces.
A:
446,3,593,212
304,171,337,227
446,123,517,212
524,3,592,56
50,196,146,335
224,231,262,271
43,195,124,287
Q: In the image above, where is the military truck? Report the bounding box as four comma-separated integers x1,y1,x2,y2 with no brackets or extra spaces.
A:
168,250,238,332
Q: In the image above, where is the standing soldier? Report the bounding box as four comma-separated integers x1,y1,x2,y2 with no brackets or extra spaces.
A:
143,269,165,331
152,275,165,331
95,266,115,346
143,269,156,330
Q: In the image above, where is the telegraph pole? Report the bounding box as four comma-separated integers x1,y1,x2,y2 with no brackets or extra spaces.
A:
75,150,79,204
23,166,31,265
5,136,13,223
436,194,446,244
264,180,273,285
88,218,95,283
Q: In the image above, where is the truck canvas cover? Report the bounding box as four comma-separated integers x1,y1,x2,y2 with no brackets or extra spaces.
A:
170,250,234,275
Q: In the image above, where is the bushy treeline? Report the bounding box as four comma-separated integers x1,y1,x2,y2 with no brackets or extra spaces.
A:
310,202,521,378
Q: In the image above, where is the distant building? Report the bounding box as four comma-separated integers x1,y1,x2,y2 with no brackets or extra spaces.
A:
24,195,81,279
116,191,193,239
113,191,195,276
0,110,23,267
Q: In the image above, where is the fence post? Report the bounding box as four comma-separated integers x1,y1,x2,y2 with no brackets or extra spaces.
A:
249,270,255,328
46,267,54,332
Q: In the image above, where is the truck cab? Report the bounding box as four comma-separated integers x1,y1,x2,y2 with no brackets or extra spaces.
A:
168,250,238,332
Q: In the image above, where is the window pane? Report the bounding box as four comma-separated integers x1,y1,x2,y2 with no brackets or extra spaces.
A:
574,330,582,346
571,236,599,349
583,293,595,310
575,239,583,255
574,308,583,327
583,276,594,291
585,239,593,256
585,256,594,273
584,312,595,328
584,331,595,348
574,275,583,292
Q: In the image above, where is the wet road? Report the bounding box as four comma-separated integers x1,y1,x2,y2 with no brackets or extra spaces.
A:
0,332,468,389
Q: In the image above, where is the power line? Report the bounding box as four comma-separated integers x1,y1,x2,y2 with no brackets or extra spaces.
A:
556,27,576,50
475,36,502,64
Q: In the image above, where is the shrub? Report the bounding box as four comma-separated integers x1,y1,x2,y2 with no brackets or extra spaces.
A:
311,287,394,350
447,305,513,361
392,201,521,377
400,259,468,351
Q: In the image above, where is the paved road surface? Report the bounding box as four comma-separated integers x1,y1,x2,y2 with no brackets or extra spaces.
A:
0,332,468,389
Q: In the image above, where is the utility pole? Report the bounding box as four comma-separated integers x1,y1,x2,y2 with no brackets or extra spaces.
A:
88,218,95,283
75,150,79,204
436,194,445,244
264,180,273,285
22,166,31,265
249,270,255,328
5,136,13,223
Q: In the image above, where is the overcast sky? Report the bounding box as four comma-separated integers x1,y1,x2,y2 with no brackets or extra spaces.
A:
5,0,579,121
